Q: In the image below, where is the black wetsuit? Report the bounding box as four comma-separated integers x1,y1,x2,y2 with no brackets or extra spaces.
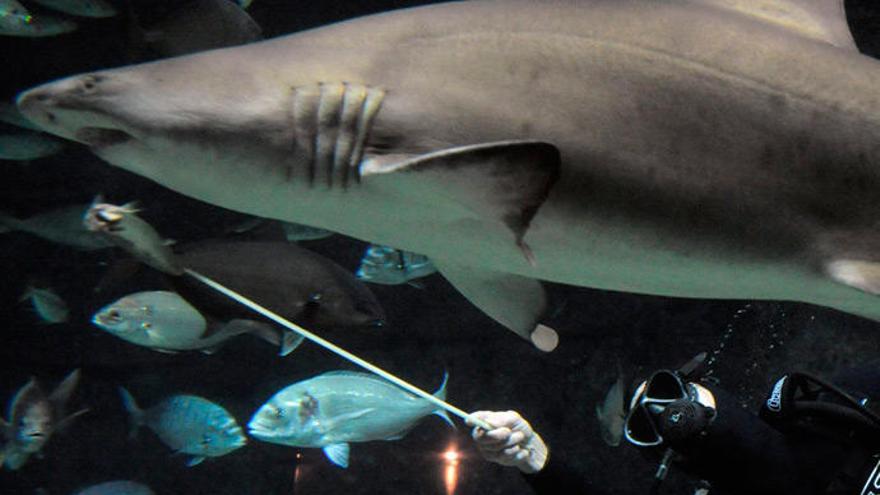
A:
520,363,880,495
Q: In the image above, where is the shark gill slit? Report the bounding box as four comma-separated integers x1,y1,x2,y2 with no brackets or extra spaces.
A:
291,83,385,188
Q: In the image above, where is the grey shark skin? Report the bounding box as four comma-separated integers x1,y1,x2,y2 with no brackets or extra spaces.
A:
16,0,880,350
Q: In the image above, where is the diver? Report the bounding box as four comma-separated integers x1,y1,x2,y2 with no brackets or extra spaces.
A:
467,353,880,495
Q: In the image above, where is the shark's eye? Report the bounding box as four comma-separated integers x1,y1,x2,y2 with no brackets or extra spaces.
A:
81,75,105,93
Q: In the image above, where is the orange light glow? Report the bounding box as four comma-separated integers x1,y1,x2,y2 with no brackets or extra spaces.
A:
442,444,460,495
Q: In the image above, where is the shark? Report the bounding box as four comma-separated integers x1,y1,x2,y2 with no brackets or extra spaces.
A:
15,0,880,351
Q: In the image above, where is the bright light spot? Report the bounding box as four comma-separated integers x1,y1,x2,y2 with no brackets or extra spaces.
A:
442,443,460,495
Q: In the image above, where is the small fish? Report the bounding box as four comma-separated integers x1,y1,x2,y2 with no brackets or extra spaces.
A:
0,102,43,131
21,286,69,324
29,0,116,18
0,1,76,37
119,387,246,467
595,370,626,447
0,204,115,250
0,369,88,470
72,480,155,495
355,244,437,286
129,0,260,60
281,222,334,242
83,198,182,275
92,290,303,356
248,371,452,468
0,132,64,160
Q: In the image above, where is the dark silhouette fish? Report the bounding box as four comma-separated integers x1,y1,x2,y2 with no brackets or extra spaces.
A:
169,241,386,333
0,369,88,470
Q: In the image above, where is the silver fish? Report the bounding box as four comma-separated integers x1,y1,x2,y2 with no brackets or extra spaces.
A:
119,388,246,467
29,0,116,18
92,290,303,356
83,198,182,275
0,132,64,160
21,286,69,324
0,204,115,250
20,0,880,352
72,480,155,495
0,0,76,37
356,244,436,286
595,372,626,447
248,371,452,468
0,369,88,470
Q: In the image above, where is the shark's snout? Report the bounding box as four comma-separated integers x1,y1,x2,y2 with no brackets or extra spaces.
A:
16,87,58,132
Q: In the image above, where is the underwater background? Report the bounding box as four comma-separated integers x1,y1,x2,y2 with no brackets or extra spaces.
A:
2,1,880,493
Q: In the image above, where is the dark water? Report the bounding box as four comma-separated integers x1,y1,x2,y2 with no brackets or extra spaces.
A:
2,1,880,494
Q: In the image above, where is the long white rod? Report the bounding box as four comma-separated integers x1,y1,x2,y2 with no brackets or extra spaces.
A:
184,268,492,430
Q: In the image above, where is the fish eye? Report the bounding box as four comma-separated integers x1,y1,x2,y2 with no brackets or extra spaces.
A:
106,310,121,322
141,322,152,330
202,434,213,445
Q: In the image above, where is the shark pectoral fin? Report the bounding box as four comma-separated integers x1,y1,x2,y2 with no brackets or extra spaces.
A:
323,443,350,468
362,141,561,263
825,259,880,295
697,0,856,51
433,260,558,352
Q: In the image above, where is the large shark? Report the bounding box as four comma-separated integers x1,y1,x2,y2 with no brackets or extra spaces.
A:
15,0,880,351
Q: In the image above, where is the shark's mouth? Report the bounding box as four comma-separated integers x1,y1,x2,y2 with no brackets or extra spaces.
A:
76,127,133,149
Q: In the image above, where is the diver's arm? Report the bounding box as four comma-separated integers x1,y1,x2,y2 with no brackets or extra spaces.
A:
468,410,604,494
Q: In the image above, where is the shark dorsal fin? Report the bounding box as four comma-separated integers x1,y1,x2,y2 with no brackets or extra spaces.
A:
697,0,856,51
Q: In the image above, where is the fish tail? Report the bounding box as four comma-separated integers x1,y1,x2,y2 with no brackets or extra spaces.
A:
0,212,23,234
118,387,145,438
233,320,305,356
432,371,454,428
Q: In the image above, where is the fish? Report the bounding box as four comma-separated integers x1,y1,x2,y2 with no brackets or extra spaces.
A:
83,197,182,275
595,371,626,447
168,240,385,329
356,244,436,286
0,204,116,250
0,102,44,131
118,387,246,467
129,0,260,59
281,221,334,242
29,0,116,18
92,290,303,356
20,0,880,351
0,369,88,470
21,286,69,324
248,370,452,468
72,480,155,495
0,1,76,37
0,132,64,160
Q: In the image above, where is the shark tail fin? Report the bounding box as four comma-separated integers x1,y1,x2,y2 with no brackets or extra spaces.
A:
432,371,454,428
118,387,145,439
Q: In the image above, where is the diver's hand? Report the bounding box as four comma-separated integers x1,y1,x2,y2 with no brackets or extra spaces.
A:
467,410,548,474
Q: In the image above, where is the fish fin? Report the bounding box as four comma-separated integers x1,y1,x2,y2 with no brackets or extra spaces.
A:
361,141,560,263
186,456,206,467
48,369,81,410
696,0,856,51
54,408,89,433
431,372,455,428
432,260,558,351
406,280,426,290
322,443,350,468
826,259,880,295
200,346,222,355
152,348,180,354
279,331,305,357
118,387,145,438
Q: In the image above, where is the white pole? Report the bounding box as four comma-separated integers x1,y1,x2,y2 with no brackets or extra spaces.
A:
184,268,492,430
